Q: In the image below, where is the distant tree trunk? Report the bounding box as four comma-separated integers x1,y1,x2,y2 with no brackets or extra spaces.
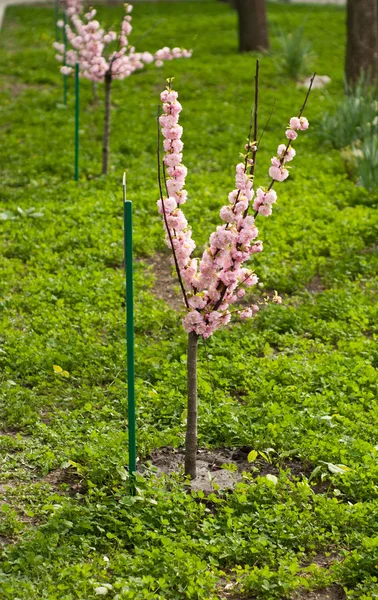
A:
345,0,377,85
235,0,269,53
102,71,112,176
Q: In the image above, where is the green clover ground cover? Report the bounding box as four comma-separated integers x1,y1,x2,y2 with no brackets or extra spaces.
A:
1,1,378,598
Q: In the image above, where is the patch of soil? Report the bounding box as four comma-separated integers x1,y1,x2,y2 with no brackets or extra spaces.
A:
303,553,342,570
146,446,312,493
0,430,22,438
216,571,252,600
147,447,240,492
41,468,84,496
0,469,84,499
306,275,326,294
142,253,184,311
294,584,346,600
361,243,378,255
0,534,10,548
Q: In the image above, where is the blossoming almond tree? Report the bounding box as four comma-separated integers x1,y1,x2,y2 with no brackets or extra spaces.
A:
54,4,191,175
157,66,315,478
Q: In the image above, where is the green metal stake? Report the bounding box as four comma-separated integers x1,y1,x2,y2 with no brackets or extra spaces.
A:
63,10,68,105
123,173,136,490
74,62,80,181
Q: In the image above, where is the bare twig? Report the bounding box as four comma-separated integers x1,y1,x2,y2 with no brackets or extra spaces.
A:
257,99,276,149
265,71,316,194
215,71,316,309
133,18,165,46
249,58,259,178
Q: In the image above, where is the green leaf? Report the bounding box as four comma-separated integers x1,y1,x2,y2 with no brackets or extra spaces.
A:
265,474,278,485
247,450,258,463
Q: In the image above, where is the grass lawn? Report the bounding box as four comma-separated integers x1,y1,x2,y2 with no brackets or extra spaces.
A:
1,1,378,598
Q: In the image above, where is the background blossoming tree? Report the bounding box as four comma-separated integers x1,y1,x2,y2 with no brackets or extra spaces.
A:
157,67,314,478
54,4,191,174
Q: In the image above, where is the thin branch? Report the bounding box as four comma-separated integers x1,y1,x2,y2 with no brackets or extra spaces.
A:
133,18,165,46
298,71,316,118
257,99,276,149
213,61,260,311
157,107,190,310
249,58,259,178
253,71,316,215
216,72,316,309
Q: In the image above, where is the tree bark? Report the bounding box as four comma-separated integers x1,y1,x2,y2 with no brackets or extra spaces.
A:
102,72,112,175
235,0,269,53
345,0,377,86
185,331,199,479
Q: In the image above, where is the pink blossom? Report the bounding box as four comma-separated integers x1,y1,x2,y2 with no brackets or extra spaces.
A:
269,166,289,182
299,117,309,130
265,190,277,204
183,311,205,333
210,228,234,250
251,241,263,253
277,144,296,163
285,129,298,141
220,206,235,223
269,166,282,181
157,197,177,214
228,190,238,204
188,295,207,310
164,152,182,168
61,66,73,75
289,117,301,130
258,204,272,217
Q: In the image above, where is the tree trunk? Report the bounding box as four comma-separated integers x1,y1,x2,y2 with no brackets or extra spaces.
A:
235,0,269,53
102,72,112,175
345,0,377,86
185,331,199,479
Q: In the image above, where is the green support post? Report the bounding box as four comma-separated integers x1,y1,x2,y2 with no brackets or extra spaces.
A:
74,63,79,181
63,10,68,105
123,173,136,489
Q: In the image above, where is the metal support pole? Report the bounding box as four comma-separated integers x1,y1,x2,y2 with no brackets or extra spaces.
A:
63,10,68,105
123,173,136,489
74,62,79,181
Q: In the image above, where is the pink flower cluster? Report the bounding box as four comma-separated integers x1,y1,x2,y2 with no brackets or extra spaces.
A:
256,118,308,215
157,87,310,338
157,88,196,290
54,4,192,82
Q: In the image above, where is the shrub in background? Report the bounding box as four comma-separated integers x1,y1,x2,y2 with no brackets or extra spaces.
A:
275,24,315,80
321,78,378,191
